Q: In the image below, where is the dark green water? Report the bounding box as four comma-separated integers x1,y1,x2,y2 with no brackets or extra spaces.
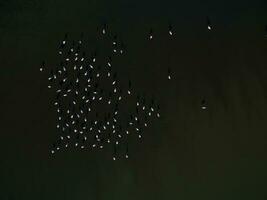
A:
0,0,267,199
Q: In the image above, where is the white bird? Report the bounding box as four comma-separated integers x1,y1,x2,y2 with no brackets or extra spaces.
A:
102,23,108,35
167,67,172,80
207,17,212,30
201,99,207,110
168,24,174,36
149,29,153,40
201,105,207,110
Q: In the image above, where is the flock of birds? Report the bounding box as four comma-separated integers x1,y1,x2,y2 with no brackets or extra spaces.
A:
40,18,213,160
